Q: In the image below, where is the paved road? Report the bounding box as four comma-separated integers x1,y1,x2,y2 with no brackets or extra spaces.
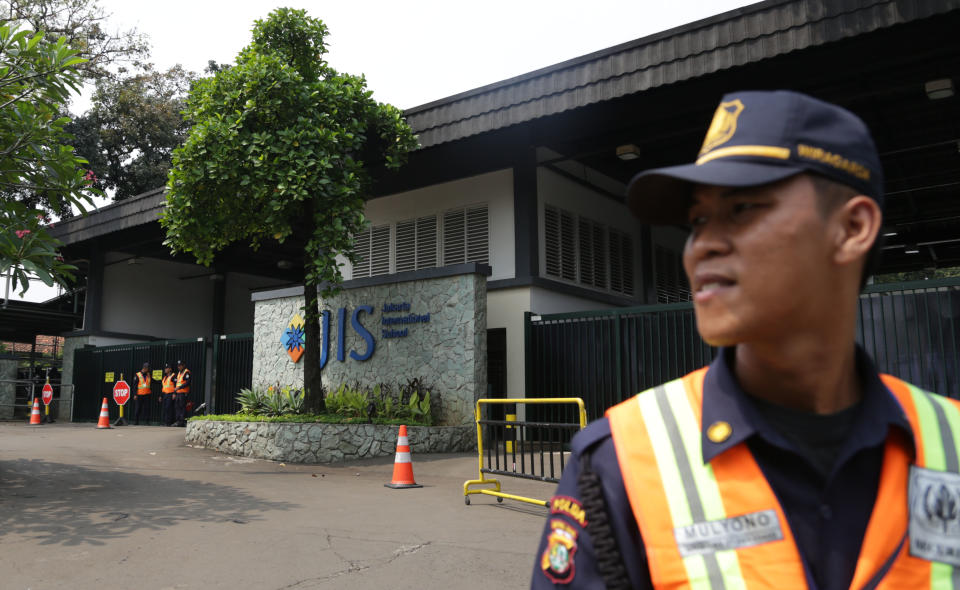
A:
0,422,552,589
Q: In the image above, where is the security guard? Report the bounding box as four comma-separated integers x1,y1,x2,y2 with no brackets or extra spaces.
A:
173,359,191,427
532,90,960,589
160,363,176,426
132,362,152,425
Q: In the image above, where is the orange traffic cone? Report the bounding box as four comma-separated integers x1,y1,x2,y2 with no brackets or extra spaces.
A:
28,398,42,426
385,425,422,489
96,398,112,429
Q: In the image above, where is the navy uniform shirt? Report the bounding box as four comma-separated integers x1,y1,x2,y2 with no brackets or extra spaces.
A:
531,347,911,590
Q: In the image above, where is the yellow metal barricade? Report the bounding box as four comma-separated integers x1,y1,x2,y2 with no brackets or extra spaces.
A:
463,397,587,507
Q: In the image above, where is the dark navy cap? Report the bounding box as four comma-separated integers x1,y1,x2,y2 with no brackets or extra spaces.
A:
626,90,884,225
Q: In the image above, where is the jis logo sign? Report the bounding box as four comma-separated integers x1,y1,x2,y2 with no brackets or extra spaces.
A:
282,314,306,363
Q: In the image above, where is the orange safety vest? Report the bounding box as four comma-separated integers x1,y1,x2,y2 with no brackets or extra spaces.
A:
135,372,151,395
607,368,960,589
176,369,190,394
161,374,176,394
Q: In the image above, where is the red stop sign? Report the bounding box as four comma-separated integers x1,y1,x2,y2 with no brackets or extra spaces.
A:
41,383,53,405
113,380,131,406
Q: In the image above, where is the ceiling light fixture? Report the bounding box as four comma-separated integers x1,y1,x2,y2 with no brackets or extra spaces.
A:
883,231,898,237
616,144,641,161
925,79,954,100
905,244,921,254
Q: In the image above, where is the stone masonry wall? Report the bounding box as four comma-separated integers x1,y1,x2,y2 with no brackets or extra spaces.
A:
252,271,487,425
0,358,16,419
185,419,475,463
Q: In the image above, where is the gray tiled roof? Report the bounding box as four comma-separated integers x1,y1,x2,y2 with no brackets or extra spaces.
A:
405,0,960,148
50,188,165,245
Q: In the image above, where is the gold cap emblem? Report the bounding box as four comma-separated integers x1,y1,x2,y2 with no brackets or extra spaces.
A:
707,421,733,443
700,99,744,155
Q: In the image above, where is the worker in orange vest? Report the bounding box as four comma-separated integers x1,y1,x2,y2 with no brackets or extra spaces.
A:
173,359,191,427
132,362,152,426
532,91,960,589
159,363,176,426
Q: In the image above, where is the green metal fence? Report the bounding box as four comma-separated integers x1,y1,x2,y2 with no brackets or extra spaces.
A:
526,278,960,421
212,333,254,414
73,338,206,423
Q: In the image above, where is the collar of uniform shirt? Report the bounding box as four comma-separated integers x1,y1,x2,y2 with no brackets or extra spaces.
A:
699,346,913,464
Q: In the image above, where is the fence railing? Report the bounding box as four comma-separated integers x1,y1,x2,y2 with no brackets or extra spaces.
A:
526,278,960,420
463,398,587,507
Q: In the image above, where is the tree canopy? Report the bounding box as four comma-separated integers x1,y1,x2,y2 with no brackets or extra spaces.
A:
68,64,193,200
162,8,417,409
0,23,95,296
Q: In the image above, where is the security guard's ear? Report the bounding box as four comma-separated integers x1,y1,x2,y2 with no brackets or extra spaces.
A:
833,195,882,268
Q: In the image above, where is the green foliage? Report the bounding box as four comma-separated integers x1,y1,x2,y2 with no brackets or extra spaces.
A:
162,8,417,299
231,378,437,425
872,267,960,285
67,65,194,200
191,413,419,425
0,23,96,295
0,0,149,81
236,384,303,417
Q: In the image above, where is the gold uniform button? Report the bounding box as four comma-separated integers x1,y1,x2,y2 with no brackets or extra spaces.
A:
707,421,732,443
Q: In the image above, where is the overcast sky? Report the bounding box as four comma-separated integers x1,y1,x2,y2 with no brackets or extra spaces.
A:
16,0,758,304
77,0,756,111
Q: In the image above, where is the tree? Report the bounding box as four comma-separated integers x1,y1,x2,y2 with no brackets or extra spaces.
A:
0,23,95,296
0,0,148,81
67,64,194,200
161,8,417,411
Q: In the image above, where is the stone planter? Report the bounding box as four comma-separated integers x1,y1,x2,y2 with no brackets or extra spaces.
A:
185,419,476,464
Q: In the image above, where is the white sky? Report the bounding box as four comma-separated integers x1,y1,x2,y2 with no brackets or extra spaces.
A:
14,0,757,304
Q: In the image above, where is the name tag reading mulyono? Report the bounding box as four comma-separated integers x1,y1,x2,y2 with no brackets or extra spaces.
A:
674,509,784,557
909,466,960,567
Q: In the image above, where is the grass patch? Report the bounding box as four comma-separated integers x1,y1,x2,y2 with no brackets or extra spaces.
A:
190,413,431,426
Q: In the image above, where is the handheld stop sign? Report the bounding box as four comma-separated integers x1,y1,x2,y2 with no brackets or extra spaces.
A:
41,382,53,405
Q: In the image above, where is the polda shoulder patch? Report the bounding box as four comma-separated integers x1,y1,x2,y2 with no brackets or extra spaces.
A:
550,495,588,527
541,519,579,584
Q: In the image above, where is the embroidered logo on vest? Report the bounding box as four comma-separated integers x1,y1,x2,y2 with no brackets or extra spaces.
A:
541,519,578,584
673,509,783,557
909,466,960,566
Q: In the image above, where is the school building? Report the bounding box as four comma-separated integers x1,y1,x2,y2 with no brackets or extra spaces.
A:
2,0,959,422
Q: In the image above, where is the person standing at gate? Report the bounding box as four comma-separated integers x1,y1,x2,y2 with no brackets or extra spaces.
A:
132,362,152,426
160,363,176,426
173,359,191,427
532,90,960,589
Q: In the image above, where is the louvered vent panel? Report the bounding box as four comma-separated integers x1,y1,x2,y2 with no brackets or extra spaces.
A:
352,228,372,278
465,206,488,264
545,206,561,278
416,215,438,269
559,210,576,281
609,229,635,296
395,220,416,273
578,218,595,287
443,209,466,265
370,225,391,276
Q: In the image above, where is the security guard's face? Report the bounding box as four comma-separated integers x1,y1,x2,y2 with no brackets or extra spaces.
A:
683,174,836,347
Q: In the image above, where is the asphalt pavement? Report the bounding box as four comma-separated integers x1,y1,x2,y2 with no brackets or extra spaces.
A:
0,422,552,589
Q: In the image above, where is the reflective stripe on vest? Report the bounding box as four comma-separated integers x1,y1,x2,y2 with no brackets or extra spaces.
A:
136,373,150,395
176,369,190,393
161,375,175,393
607,369,960,589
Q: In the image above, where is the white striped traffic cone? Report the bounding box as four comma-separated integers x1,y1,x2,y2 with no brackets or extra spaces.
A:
28,398,42,426
96,397,112,429
385,425,422,489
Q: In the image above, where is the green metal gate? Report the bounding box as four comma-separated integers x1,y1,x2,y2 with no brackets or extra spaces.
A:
526,278,960,420
212,333,253,414
72,338,206,423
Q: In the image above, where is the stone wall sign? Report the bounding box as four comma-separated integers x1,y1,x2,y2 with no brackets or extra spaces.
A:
252,264,489,425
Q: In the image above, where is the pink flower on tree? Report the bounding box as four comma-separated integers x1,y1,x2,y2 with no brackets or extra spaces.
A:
15,230,31,239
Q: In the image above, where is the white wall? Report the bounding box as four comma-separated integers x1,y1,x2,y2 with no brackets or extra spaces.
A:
529,287,619,315
100,255,215,339
223,272,290,334
345,169,516,281
487,287,532,397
